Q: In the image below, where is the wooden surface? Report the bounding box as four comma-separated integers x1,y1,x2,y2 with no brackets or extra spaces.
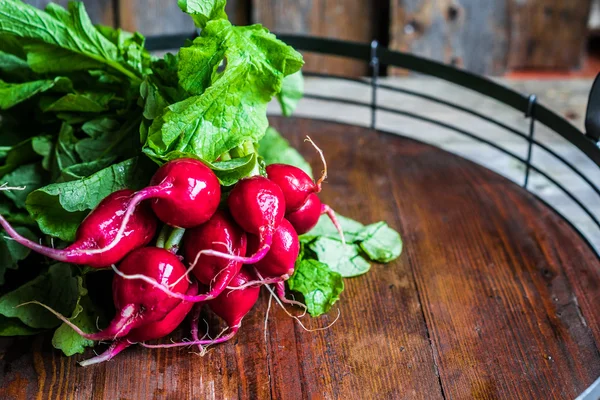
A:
1,117,599,399
252,0,376,77
24,0,114,26
507,0,593,70
389,0,509,75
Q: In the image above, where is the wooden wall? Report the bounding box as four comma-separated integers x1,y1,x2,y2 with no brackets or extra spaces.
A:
24,0,594,76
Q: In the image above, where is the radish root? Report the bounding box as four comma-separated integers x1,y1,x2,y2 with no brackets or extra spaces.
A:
304,136,327,191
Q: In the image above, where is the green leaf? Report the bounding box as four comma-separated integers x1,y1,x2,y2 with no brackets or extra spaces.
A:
81,118,120,138
0,1,139,81
258,127,313,177
357,222,403,263
32,135,54,171
308,237,371,278
0,50,31,80
144,20,303,163
288,259,343,317
58,157,116,182
0,138,40,178
52,277,103,356
0,77,68,109
26,157,153,241
207,153,257,186
300,214,366,243
177,35,224,95
75,117,142,163
42,92,113,113
178,0,228,29
0,315,41,336
0,263,79,329
277,71,303,116
2,163,45,208
0,226,36,285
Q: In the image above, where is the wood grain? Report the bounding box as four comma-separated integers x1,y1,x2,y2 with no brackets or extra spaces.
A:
1,117,599,399
389,0,509,75
24,0,114,26
118,0,196,36
507,0,593,70
252,0,375,77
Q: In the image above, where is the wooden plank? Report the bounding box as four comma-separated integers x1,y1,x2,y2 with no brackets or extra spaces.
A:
118,0,248,37
384,131,600,398
252,0,374,77
507,0,593,70
389,0,509,75
24,0,114,26
118,0,196,35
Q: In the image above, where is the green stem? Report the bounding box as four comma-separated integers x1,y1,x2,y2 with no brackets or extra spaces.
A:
164,227,186,253
155,225,170,248
219,152,232,161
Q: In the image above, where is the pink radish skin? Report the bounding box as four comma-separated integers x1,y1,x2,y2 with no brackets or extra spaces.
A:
78,282,198,367
183,210,247,298
286,193,345,243
141,268,260,349
196,176,285,265
266,164,319,213
31,247,190,341
247,219,299,278
0,189,157,268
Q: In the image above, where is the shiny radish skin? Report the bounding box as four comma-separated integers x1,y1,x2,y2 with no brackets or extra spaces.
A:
285,192,322,235
29,247,191,342
286,193,346,244
0,189,157,268
266,164,317,213
183,210,247,294
78,282,198,367
139,268,260,349
194,176,285,265
149,158,221,228
112,247,190,329
248,219,299,278
208,268,260,329
127,281,198,342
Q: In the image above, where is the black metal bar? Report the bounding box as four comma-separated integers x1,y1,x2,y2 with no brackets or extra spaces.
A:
523,95,537,188
370,41,380,130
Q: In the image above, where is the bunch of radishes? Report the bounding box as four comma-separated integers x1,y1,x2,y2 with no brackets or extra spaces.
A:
2,139,344,365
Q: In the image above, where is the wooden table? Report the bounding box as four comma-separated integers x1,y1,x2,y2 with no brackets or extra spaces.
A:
1,117,599,399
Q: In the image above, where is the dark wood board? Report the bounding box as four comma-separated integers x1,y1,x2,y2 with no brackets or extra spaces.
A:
1,117,599,399
507,0,593,70
252,0,374,77
389,0,509,75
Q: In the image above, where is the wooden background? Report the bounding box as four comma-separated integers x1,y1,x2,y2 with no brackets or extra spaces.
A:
25,0,594,76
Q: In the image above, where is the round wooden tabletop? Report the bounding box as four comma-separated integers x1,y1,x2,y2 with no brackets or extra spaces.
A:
1,117,599,399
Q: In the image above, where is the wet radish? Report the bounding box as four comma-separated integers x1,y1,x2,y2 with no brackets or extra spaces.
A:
247,218,299,279
141,268,260,349
78,281,198,366
29,247,190,341
286,193,344,241
0,189,157,268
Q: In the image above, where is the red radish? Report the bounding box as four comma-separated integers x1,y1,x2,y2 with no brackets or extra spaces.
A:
265,136,326,213
30,247,190,341
77,158,220,259
247,218,299,278
78,281,198,367
141,268,260,349
285,192,322,234
0,189,157,268
183,210,247,298
195,176,285,265
286,193,344,240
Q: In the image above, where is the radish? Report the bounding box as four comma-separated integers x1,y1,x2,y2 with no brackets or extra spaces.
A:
29,247,190,341
0,189,157,268
286,193,344,238
265,138,345,242
194,176,285,265
71,158,220,260
141,268,260,349
182,210,247,299
78,281,198,367
247,218,299,279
